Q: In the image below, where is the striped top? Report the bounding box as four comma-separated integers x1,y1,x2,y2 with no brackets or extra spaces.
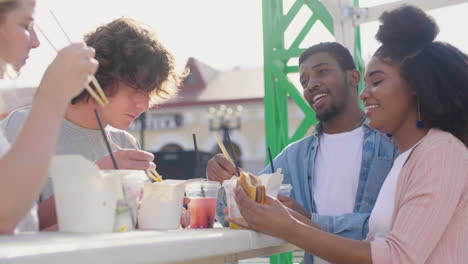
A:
369,129,468,263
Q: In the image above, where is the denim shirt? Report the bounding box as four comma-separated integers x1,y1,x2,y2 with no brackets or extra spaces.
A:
216,122,397,263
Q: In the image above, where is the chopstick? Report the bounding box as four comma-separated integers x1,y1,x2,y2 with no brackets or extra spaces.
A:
214,132,233,163
35,24,107,106
122,133,163,182
225,131,241,176
48,10,109,106
107,131,163,182
107,132,162,182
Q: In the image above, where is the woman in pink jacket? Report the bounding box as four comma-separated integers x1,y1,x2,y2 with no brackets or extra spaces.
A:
230,5,468,264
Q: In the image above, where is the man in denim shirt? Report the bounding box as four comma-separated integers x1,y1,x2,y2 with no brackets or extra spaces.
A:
207,43,397,264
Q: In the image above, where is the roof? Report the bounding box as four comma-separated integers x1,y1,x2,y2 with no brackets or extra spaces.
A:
159,58,264,108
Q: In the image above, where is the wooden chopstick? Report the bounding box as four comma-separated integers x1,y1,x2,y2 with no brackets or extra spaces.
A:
91,78,109,104
49,10,109,105
121,133,163,182
108,131,163,182
35,23,107,106
148,170,163,182
214,132,233,163
86,84,105,106
34,24,107,106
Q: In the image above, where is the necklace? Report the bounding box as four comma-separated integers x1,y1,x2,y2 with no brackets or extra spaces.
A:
352,114,367,130
316,113,367,134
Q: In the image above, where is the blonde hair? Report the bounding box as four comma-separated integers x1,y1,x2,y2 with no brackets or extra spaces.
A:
0,0,18,21
0,0,19,79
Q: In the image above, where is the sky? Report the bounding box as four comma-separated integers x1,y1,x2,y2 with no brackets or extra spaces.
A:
14,0,468,87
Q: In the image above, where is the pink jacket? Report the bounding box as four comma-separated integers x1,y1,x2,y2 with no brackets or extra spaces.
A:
370,129,468,263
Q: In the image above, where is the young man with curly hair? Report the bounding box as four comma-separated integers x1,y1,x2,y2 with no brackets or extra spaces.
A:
1,18,183,229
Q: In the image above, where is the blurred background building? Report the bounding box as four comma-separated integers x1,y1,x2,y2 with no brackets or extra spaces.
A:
128,57,310,178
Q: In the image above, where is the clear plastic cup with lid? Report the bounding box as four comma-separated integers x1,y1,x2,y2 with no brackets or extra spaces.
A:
222,179,245,229
185,181,221,228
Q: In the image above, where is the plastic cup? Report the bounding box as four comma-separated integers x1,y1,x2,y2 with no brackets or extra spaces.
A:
100,170,148,232
138,180,186,230
278,184,293,197
185,181,221,228
222,179,245,229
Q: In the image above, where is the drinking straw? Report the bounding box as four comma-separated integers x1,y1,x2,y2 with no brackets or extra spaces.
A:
192,133,205,197
267,147,275,173
94,110,119,169
94,109,136,228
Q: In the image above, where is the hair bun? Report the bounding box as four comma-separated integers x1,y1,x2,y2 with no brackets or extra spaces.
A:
376,5,439,47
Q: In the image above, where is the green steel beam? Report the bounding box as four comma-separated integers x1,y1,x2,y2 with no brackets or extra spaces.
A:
290,15,318,50
263,0,332,157
304,0,334,34
274,48,306,60
263,0,363,263
354,0,364,94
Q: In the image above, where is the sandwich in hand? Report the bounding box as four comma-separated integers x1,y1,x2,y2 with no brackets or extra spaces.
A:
237,171,266,204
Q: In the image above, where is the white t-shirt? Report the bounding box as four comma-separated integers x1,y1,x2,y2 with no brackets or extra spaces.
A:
0,130,9,157
368,141,421,241
0,131,38,233
1,80,38,233
313,127,364,264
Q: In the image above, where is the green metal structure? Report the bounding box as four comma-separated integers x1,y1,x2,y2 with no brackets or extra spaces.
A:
262,0,363,263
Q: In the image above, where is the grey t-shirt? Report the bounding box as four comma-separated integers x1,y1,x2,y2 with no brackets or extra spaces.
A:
1,106,138,201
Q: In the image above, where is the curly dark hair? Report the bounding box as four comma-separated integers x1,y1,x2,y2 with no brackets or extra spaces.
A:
374,5,468,146
72,17,181,105
299,42,356,71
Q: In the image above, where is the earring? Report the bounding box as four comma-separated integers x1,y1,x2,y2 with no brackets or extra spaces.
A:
416,100,424,128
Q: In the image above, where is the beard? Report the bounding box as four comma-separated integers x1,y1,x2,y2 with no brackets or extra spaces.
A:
315,103,344,122
314,75,351,122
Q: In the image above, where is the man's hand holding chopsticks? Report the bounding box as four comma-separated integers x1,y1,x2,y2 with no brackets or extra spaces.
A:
206,154,241,183
96,149,156,171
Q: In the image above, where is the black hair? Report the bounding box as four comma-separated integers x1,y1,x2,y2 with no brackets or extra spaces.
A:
374,5,468,146
299,42,356,71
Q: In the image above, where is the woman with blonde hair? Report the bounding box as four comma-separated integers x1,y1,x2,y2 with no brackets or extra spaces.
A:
0,0,98,233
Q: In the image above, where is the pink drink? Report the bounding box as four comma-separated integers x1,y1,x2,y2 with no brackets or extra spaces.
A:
188,197,217,228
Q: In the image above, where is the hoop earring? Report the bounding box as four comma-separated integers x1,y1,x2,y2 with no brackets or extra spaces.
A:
416,100,424,128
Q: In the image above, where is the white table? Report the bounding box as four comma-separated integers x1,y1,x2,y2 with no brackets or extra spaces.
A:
0,228,298,264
